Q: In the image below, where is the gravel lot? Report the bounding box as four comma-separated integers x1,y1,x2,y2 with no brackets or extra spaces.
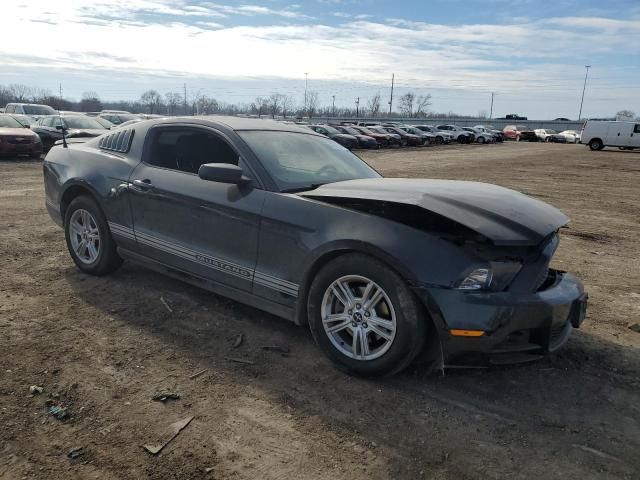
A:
1,142,639,479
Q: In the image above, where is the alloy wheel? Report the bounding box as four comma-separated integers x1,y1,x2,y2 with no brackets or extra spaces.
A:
320,275,397,361
69,209,101,264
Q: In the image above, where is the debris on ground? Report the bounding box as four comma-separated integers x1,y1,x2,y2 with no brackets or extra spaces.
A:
29,385,43,394
232,333,244,348
160,296,173,313
67,447,85,459
189,369,207,379
47,404,68,421
205,467,215,474
152,392,181,402
143,416,194,455
628,323,640,333
261,345,290,355
225,356,255,365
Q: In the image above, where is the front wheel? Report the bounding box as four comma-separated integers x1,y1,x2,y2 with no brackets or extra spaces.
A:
477,136,485,144
64,195,122,275
308,254,427,376
589,139,603,151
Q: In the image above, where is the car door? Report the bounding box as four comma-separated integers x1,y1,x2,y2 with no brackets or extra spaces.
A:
127,125,265,292
628,124,640,147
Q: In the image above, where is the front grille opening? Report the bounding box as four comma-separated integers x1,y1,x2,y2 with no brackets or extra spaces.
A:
536,269,559,291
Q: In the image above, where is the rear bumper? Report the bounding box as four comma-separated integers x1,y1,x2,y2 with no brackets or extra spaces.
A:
415,271,587,362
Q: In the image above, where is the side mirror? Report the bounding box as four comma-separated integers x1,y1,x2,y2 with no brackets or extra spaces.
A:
198,163,249,185
55,125,68,132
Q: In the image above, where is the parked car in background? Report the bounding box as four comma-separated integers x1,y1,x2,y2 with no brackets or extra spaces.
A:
436,125,473,143
7,113,36,127
98,112,140,125
93,117,116,129
519,129,539,142
0,114,42,158
112,118,144,129
366,125,402,146
32,115,109,151
4,103,57,119
474,125,504,142
332,125,378,149
348,125,393,147
534,129,561,142
412,125,454,144
581,120,640,151
307,125,358,149
503,125,526,141
398,125,434,146
558,130,581,143
381,126,422,146
554,117,571,121
462,127,493,144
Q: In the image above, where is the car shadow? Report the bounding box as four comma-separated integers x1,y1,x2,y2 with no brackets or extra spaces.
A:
64,261,640,477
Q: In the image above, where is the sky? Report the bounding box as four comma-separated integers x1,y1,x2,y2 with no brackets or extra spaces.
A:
1,0,639,118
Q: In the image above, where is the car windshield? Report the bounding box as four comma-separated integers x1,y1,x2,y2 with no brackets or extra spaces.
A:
239,131,380,192
94,117,114,128
320,125,340,134
357,127,375,135
342,126,360,135
23,105,56,115
0,115,23,128
12,115,31,126
368,126,386,134
64,116,105,129
546,129,557,134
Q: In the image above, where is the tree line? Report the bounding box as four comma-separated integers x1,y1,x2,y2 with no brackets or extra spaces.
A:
0,83,445,119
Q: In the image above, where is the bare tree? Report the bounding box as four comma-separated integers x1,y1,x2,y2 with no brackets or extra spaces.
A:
281,95,295,118
165,92,182,115
615,109,636,120
268,93,283,119
367,93,381,117
8,84,33,102
399,92,415,117
195,96,218,115
80,91,102,112
140,90,163,114
306,91,319,118
415,94,432,118
253,96,269,117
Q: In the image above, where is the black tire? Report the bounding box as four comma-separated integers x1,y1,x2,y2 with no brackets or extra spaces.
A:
64,195,122,275
435,136,443,145
589,139,603,151
308,253,427,377
477,136,485,144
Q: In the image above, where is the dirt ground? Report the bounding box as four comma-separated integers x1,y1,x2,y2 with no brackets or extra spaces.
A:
1,142,639,479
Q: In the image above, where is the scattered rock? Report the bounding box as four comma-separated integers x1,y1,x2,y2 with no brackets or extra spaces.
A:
232,333,244,348
628,323,640,333
67,447,85,459
29,385,43,395
152,392,180,402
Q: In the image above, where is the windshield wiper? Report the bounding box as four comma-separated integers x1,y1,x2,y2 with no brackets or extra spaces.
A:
281,183,327,193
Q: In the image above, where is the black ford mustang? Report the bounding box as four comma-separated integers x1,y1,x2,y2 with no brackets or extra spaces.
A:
42,117,587,376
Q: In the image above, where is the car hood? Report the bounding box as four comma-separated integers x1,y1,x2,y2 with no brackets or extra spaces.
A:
0,127,37,136
67,129,107,137
302,178,569,246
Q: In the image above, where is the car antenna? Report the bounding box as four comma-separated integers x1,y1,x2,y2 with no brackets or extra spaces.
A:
56,120,68,148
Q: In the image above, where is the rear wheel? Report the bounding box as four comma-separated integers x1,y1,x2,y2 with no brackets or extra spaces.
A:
477,136,485,144
64,195,122,275
308,254,427,376
589,139,603,151
435,136,443,145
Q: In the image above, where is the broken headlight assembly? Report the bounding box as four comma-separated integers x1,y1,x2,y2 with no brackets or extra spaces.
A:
456,262,522,291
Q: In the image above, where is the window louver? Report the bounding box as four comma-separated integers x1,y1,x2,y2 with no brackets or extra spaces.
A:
98,129,134,153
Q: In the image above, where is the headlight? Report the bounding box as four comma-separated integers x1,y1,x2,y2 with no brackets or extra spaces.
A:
457,268,492,290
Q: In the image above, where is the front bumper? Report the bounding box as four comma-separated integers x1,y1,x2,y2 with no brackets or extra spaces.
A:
0,141,42,156
415,271,587,362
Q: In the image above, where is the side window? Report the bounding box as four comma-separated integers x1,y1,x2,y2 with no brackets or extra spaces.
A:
146,128,239,174
40,117,52,127
52,117,63,128
6,105,14,113
634,124,640,133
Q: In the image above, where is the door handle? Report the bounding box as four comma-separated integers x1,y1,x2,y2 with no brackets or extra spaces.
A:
132,179,154,189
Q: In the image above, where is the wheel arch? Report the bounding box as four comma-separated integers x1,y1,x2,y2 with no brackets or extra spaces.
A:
293,241,419,326
59,181,102,221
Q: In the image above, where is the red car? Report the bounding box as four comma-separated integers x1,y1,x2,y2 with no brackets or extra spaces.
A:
503,125,527,141
0,115,42,158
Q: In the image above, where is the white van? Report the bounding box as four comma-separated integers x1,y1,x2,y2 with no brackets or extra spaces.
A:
581,120,640,151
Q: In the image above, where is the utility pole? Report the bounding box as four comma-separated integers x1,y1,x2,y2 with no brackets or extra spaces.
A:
489,92,494,119
332,95,336,117
59,83,63,101
304,72,309,117
183,83,187,116
578,65,591,121
388,73,395,115
355,97,360,118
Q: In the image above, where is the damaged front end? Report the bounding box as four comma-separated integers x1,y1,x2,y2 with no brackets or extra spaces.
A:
302,178,587,366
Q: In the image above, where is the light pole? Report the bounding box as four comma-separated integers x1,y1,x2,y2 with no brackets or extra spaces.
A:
304,72,309,117
332,95,336,117
489,92,494,119
355,97,360,118
578,65,591,121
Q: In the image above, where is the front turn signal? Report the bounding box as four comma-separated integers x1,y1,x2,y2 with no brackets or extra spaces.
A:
450,329,485,337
